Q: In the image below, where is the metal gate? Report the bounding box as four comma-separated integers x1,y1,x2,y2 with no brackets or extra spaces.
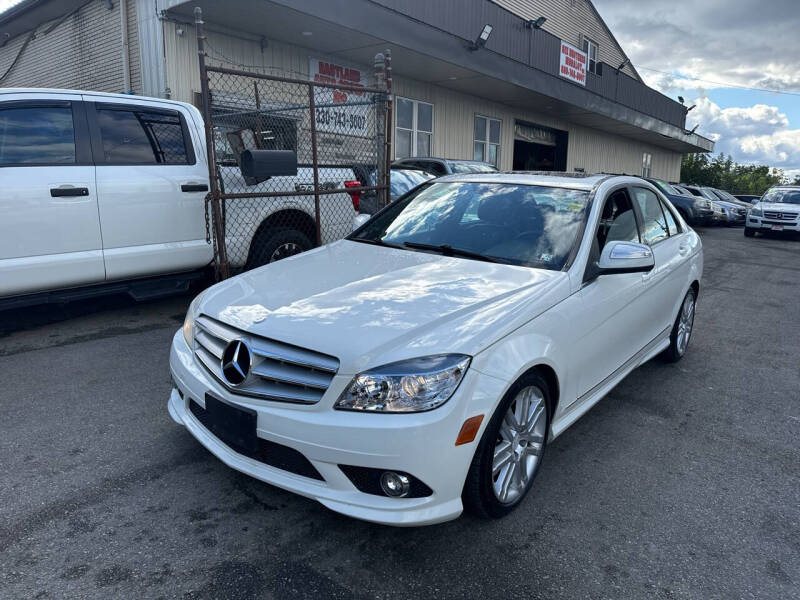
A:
193,8,392,279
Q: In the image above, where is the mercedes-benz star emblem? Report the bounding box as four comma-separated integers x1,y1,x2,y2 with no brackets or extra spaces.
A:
221,339,251,386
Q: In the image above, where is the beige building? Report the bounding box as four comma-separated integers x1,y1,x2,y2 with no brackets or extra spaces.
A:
0,0,713,180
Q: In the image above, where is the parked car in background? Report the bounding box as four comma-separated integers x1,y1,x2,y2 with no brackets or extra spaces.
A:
708,188,752,209
169,173,702,526
645,178,713,225
744,185,800,237
0,88,357,307
392,157,497,176
350,167,434,215
682,185,746,226
734,194,761,204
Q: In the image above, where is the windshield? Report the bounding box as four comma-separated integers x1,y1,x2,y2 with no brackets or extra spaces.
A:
350,181,591,270
653,180,680,196
369,169,434,199
448,161,498,174
762,188,800,205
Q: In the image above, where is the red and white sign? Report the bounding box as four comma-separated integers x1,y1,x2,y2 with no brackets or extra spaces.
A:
559,41,587,86
309,58,369,136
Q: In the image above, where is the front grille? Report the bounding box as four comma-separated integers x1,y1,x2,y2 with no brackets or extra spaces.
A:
763,211,798,221
189,399,324,480
193,314,339,404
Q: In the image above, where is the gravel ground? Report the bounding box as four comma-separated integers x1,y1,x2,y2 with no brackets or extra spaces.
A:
0,227,798,600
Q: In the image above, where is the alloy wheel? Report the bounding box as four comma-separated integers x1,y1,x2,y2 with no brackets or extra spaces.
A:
676,292,695,356
492,385,547,504
270,242,302,262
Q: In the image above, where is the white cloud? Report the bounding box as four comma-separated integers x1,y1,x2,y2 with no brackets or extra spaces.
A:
688,98,800,174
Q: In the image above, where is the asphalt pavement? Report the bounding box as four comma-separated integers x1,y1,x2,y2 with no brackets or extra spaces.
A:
0,227,798,599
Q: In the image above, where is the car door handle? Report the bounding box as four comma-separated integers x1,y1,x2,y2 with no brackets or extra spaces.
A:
50,186,89,197
181,183,209,193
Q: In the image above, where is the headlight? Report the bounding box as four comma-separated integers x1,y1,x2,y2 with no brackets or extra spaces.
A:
750,205,763,217
696,199,711,209
182,292,206,347
335,354,471,413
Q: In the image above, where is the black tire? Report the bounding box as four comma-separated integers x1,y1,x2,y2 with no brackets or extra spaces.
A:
744,227,755,238
462,372,551,519
246,227,312,269
662,288,696,363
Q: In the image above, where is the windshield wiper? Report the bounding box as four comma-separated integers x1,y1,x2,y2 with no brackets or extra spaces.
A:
350,237,403,250
402,241,501,264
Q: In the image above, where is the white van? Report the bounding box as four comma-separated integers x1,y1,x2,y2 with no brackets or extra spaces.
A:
0,89,356,307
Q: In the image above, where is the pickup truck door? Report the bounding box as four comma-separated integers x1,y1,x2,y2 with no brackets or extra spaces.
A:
85,98,212,281
0,95,105,298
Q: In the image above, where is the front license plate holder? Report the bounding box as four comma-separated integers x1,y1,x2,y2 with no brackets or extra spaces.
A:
204,393,258,453
772,225,784,231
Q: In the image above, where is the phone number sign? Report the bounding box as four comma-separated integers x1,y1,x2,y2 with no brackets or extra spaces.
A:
310,58,369,136
559,41,587,86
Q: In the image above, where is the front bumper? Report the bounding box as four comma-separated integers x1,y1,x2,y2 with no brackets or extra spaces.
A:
746,216,800,232
168,330,504,526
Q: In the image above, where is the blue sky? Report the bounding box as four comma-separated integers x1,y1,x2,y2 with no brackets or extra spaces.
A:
595,0,800,180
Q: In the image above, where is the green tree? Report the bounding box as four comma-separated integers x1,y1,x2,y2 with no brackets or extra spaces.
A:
680,154,786,195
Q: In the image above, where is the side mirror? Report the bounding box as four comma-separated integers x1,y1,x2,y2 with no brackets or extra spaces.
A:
352,213,371,231
597,241,654,275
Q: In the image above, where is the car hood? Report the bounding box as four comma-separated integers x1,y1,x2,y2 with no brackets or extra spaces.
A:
197,240,569,373
758,202,800,213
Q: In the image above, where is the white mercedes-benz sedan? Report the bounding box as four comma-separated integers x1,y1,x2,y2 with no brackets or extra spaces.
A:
168,173,702,526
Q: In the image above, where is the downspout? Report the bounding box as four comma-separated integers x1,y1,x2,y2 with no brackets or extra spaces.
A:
120,0,132,93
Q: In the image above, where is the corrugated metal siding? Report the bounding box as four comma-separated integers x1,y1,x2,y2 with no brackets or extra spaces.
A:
0,0,131,93
162,26,680,180
493,0,639,80
127,0,142,93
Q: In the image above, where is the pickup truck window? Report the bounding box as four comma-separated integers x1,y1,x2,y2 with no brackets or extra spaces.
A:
96,107,190,165
0,106,75,165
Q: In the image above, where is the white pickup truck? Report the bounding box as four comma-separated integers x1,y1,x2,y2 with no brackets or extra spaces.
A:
0,88,356,307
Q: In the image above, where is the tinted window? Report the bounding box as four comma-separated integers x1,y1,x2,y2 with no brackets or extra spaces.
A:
448,161,497,174
0,106,75,165
761,188,800,205
632,188,669,245
97,108,190,164
598,190,639,248
661,200,680,235
352,182,590,270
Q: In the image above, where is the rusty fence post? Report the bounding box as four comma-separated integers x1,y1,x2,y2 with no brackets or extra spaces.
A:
307,84,322,246
195,6,230,280
374,52,388,210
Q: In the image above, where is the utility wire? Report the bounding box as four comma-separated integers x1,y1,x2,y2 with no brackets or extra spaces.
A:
637,66,800,97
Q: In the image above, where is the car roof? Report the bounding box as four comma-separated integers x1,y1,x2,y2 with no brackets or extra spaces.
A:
0,87,194,110
394,157,490,165
431,171,621,191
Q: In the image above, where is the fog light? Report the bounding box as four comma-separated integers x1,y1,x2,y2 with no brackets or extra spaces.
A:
380,471,410,497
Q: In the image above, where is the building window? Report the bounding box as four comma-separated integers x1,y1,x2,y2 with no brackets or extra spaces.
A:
474,115,500,167
395,97,433,159
642,152,653,178
582,37,599,74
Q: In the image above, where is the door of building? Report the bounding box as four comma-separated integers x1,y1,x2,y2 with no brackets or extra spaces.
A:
512,121,567,171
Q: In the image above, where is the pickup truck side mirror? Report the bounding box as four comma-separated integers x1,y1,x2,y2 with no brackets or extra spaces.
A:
597,241,654,275
240,150,298,184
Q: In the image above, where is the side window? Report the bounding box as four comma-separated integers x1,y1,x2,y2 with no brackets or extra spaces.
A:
661,199,680,235
632,187,669,245
597,189,640,251
0,105,76,165
96,107,191,165
428,161,447,176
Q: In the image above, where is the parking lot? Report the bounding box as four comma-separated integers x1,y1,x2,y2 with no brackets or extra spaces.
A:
0,226,798,599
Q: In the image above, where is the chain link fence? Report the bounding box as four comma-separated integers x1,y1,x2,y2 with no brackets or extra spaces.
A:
194,9,392,279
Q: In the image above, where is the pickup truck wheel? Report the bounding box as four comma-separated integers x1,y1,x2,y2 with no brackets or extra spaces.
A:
247,227,312,268
462,373,550,519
